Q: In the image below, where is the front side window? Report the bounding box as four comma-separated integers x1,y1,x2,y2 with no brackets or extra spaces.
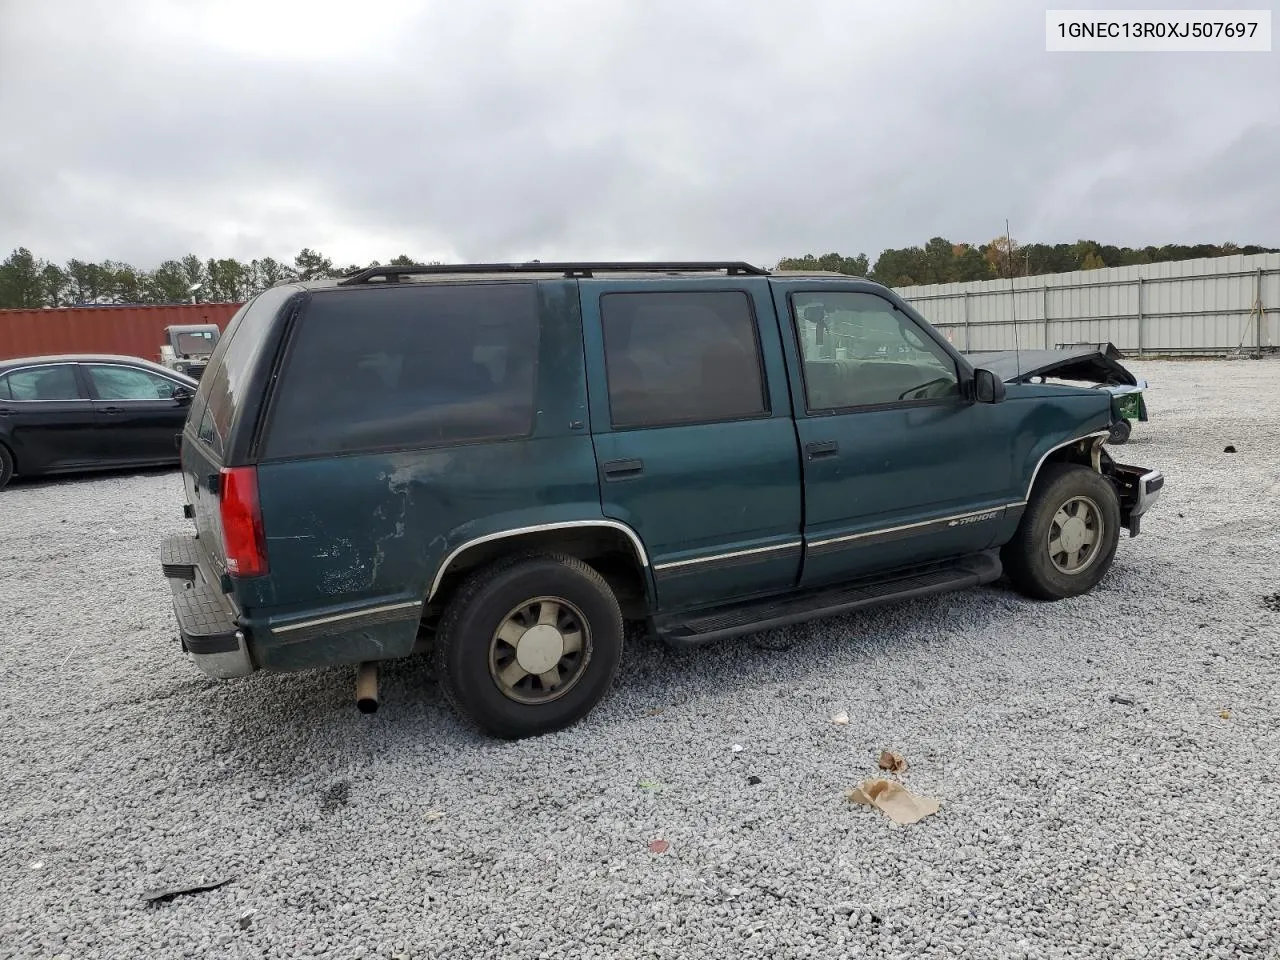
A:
792,291,960,410
263,282,541,459
2,364,82,401
600,290,768,429
85,364,179,400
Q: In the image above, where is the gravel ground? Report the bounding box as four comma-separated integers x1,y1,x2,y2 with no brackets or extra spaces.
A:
2,358,1278,960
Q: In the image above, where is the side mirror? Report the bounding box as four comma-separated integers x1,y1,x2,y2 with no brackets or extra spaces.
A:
173,385,195,405
973,368,1006,403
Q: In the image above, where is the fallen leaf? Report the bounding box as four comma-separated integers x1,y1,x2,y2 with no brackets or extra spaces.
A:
646,708,665,717
1220,710,1232,720
1109,694,1137,707
424,810,445,822
830,710,850,725
638,780,664,791
877,749,909,773
746,775,762,786
648,839,669,854
845,778,939,825
142,877,234,904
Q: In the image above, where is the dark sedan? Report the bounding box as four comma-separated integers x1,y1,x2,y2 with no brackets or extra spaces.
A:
0,354,198,490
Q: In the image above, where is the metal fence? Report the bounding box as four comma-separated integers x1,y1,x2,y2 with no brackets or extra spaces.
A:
894,253,1280,356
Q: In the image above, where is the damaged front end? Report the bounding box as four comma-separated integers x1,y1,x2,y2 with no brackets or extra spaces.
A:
1100,445,1165,537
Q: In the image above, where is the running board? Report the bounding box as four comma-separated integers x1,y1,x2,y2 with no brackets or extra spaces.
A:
653,551,1002,647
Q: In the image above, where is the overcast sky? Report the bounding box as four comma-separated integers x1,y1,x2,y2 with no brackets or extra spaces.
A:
0,0,1276,268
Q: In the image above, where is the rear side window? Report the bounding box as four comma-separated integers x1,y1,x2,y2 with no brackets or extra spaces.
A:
196,290,293,458
600,290,767,429
0,376,10,400
3,364,82,401
262,283,540,459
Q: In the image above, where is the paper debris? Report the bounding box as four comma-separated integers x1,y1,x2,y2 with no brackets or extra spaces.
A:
648,839,669,854
845,778,940,825
424,810,445,822
877,749,909,773
731,744,744,753
830,710,850,725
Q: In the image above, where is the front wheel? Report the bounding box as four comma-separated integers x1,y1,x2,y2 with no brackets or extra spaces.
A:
1002,463,1121,601
1108,418,1132,444
434,552,624,739
0,443,14,490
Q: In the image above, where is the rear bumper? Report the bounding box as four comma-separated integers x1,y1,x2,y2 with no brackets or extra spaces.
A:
160,534,254,679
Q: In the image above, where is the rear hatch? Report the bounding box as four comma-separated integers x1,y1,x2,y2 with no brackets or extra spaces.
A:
180,286,302,580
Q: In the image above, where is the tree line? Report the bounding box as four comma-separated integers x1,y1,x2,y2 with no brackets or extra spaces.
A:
1,238,1274,309
0,248,439,310
779,238,1276,287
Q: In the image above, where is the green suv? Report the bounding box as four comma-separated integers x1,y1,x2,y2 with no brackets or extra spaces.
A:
158,262,1164,738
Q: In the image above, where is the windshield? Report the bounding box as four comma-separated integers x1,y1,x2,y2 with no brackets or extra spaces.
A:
173,330,218,355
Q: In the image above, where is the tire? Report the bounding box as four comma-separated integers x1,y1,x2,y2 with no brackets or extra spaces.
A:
1108,418,1132,445
1002,463,1121,601
0,443,14,491
434,552,624,739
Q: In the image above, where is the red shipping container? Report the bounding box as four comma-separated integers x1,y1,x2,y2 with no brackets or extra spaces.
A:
0,303,243,363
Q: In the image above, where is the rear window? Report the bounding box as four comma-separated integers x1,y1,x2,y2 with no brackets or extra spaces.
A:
261,282,541,459
194,290,293,458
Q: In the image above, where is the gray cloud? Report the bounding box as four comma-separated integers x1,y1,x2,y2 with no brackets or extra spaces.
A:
1,0,1276,269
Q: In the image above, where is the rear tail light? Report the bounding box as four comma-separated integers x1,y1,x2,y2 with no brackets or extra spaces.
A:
219,466,268,577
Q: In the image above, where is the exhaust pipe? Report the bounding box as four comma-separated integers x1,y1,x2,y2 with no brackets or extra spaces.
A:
355,662,379,714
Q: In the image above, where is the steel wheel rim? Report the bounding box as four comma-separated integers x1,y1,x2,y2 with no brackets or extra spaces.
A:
1047,495,1104,575
488,596,591,705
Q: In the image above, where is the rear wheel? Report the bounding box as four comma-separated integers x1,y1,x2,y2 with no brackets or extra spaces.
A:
0,444,14,490
434,552,624,739
1002,463,1121,601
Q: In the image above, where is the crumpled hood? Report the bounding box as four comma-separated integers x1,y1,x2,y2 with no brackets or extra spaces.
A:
965,342,1138,386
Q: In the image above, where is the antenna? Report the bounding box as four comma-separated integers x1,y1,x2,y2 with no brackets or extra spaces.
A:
1006,219,1021,380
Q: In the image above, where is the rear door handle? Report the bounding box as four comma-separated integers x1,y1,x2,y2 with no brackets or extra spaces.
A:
805,440,839,459
602,458,644,480
101,406,121,415
0,408,11,417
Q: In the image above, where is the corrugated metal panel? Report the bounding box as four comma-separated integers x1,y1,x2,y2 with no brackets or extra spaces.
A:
896,252,1280,355
0,303,243,362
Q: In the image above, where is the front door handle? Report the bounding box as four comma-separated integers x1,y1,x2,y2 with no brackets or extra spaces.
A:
805,440,839,460
602,458,644,480
0,408,12,417
101,406,121,415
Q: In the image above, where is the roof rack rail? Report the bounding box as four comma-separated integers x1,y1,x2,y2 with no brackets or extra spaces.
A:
336,261,770,285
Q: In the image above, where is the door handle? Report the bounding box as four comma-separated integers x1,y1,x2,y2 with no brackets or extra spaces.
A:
602,458,644,480
0,408,11,417
101,406,121,415
805,440,839,460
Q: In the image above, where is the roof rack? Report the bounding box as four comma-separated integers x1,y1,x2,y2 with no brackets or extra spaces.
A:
336,261,770,285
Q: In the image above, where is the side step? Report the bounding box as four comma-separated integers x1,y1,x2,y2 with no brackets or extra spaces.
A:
160,534,201,581
654,551,1002,647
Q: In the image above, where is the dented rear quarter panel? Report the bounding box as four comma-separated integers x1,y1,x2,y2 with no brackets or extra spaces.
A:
240,279,604,670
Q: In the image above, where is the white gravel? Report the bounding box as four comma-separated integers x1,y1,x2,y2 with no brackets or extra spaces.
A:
2,358,1278,960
